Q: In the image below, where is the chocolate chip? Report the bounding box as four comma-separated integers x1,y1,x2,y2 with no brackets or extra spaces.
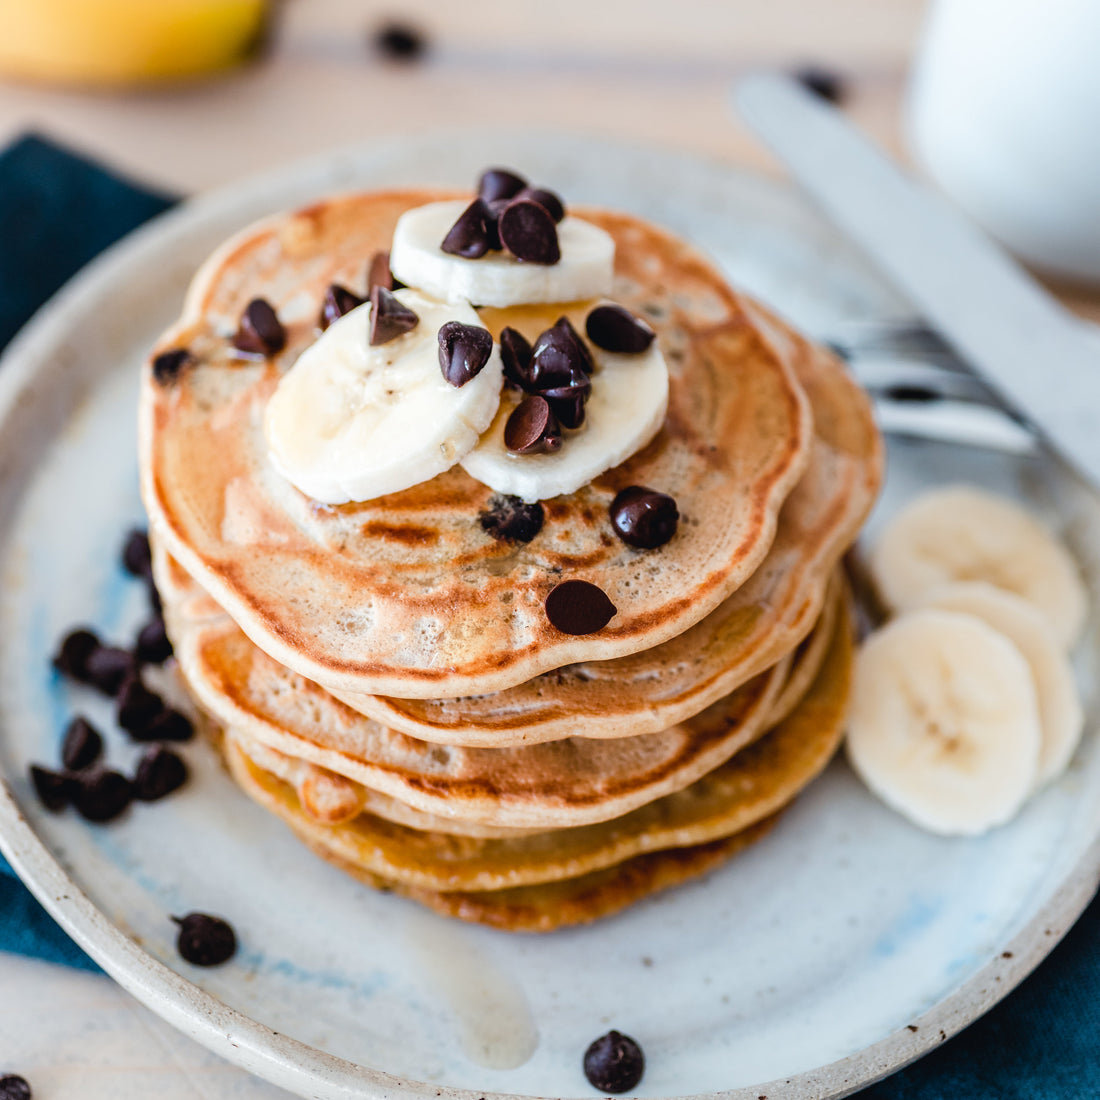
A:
369,286,419,346
61,716,103,771
478,168,527,204
372,21,426,61
85,645,136,696
319,284,364,330
232,298,286,357
30,765,70,813
586,304,656,354
135,708,194,744
504,396,562,454
583,1030,645,1093
133,745,188,801
52,628,99,681
438,321,493,387
122,529,152,578
152,348,191,386
479,495,544,543
71,769,133,823
794,65,846,104
135,618,173,665
498,199,560,264
500,326,534,389
516,186,565,223
610,486,679,549
0,1075,32,1100
542,383,590,429
441,198,494,260
117,674,164,735
546,580,617,636
367,250,403,294
483,197,508,251
172,912,237,966
530,318,593,390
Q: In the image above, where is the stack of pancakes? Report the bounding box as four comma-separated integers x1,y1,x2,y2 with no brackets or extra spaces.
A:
139,190,883,931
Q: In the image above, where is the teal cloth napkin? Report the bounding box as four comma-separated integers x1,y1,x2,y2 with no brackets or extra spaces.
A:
0,133,1096,1095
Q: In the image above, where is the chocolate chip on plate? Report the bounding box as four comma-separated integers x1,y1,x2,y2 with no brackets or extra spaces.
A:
52,628,99,681
134,708,195,744
583,1030,645,1094
151,348,192,386
498,199,561,265
500,326,535,389
516,186,565,223
116,673,165,735
71,769,133,823
122,528,152,578
172,912,238,966
85,645,136,697
61,716,103,772
0,1074,32,1100
479,495,545,544
586,304,656,354
233,298,286,357
794,64,846,104
133,745,189,801
29,765,71,813
367,250,403,294
438,321,494,387
371,21,426,61
135,617,173,665
504,396,562,455
319,283,364,330
545,580,617,635
369,286,419,346
441,198,493,260
609,486,679,549
478,167,528,205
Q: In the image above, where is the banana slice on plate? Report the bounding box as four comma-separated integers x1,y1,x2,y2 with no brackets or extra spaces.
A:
264,290,502,504
919,582,1083,787
869,484,1088,648
846,608,1042,836
460,337,669,503
390,200,615,308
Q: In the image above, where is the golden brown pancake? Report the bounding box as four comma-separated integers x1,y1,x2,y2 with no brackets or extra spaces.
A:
140,190,813,699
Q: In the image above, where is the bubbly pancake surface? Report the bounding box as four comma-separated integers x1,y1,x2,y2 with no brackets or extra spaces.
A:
141,190,813,698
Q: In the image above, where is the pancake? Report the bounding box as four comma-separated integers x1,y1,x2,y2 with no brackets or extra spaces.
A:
174,598,791,828
140,190,813,699
222,596,850,894
329,330,880,745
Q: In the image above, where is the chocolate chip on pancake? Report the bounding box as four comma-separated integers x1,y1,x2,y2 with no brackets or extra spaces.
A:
135,617,173,665
133,745,188,801
369,286,419,346
438,321,493,387
504,396,562,455
530,317,594,386
319,284,364,330
151,348,192,386
61,716,103,771
516,186,565,223
500,326,534,389
122,529,152,578
586,304,656,354
498,199,561,264
52,628,98,681
172,912,237,966
367,250,403,294
29,765,70,812
84,645,136,697
71,768,133,823
542,382,590,429
116,673,164,735
232,298,286,358
479,495,544,543
0,1074,32,1100
610,486,680,549
478,167,527,204
441,198,493,259
545,580,617,635
584,1030,645,1094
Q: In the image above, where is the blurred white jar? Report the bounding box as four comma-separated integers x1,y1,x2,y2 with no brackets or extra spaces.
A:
907,0,1100,283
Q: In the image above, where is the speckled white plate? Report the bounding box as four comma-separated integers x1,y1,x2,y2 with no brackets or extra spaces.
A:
1,132,1099,1100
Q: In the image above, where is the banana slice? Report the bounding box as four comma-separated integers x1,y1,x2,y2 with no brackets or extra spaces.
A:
846,609,1042,836
920,582,1083,786
390,200,615,308
870,484,1088,648
459,339,669,502
264,290,503,504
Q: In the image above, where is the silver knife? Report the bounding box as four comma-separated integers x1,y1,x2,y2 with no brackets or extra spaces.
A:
734,72,1100,487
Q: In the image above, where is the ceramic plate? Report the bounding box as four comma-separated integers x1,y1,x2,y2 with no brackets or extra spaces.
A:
1,133,1099,1100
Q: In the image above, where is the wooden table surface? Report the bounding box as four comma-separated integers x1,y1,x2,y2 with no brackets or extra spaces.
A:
0,2,1094,1096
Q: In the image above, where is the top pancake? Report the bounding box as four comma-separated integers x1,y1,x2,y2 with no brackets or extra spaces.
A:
140,189,812,698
